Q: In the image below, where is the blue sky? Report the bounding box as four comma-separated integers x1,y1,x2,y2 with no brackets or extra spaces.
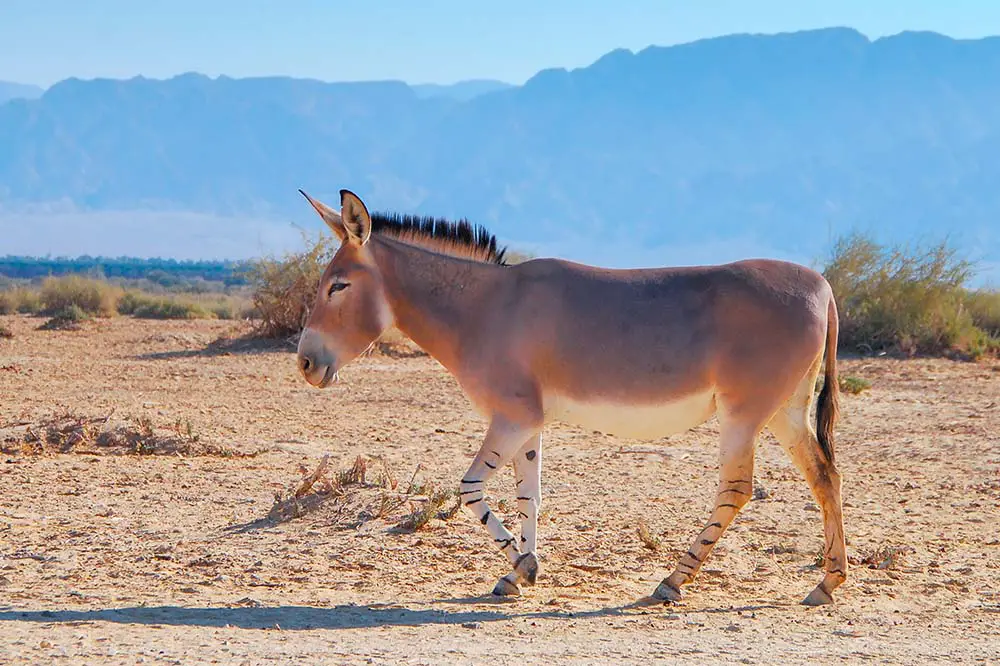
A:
4,0,1000,87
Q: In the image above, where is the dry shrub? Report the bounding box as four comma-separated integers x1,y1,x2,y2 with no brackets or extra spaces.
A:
0,288,42,315
2,411,256,457
824,233,998,358
40,275,121,317
246,232,337,338
0,324,12,340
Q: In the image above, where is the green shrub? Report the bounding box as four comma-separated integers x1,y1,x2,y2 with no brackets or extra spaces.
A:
208,302,235,320
134,300,212,320
118,289,251,320
839,376,872,395
39,304,90,330
116,291,141,315
0,291,16,315
118,291,210,319
16,289,42,314
247,232,337,338
966,289,1000,339
823,233,997,357
39,276,120,317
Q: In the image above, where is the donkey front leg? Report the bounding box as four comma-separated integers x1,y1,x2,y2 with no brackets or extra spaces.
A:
459,417,540,597
508,434,542,588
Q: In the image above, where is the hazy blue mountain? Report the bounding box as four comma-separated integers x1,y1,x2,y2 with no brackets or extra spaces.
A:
0,81,44,104
411,79,514,101
1,29,999,282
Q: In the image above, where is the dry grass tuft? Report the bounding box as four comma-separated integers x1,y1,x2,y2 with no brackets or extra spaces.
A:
1,411,258,458
851,544,915,570
267,455,340,523
637,520,662,551
395,484,460,533
338,455,369,486
763,543,798,556
256,455,462,532
0,324,12,340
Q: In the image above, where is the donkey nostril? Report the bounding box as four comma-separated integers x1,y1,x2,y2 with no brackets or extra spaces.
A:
300,356,312,372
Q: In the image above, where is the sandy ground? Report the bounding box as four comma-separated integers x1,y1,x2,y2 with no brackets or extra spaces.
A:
0,314,998,665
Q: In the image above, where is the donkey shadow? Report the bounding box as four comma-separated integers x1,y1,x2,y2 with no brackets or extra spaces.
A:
0,597,782,631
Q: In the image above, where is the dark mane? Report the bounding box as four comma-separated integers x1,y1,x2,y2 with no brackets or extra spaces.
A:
370,211,508,265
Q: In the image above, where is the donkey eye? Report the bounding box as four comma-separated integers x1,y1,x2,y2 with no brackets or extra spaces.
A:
328,282,350,297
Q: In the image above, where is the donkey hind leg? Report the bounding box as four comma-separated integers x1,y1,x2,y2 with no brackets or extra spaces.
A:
493,433,542,594
767,371,848,606
651,413,762,603
458,417,540,597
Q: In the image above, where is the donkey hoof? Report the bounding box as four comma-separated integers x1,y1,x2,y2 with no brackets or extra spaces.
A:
514,552,539,586
801,585,834,606
492,577,522,597
652,581,683,603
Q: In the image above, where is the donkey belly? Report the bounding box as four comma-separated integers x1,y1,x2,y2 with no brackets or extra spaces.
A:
543,390,716,440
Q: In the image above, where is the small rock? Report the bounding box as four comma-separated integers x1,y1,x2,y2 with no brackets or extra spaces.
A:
461,622,482,629
39,640,52,649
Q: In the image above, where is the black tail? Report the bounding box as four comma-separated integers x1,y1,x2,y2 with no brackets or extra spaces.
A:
816,296,840,463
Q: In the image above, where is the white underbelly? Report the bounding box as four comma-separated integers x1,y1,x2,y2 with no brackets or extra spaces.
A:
543,390,716,440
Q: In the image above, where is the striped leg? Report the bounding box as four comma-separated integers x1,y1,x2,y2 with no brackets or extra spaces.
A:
653,418,760,602
497,434,542,592
459,417,540,597
768,406,848,605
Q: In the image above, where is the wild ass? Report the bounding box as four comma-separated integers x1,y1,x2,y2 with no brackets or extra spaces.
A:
295,189,847,606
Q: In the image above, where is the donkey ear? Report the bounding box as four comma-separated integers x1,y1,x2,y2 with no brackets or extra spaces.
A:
340,189,372,246
298,189,348,243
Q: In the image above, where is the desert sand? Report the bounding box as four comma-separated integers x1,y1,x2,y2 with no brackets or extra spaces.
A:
1,315,998,664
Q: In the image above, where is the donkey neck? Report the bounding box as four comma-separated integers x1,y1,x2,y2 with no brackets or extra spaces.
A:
370,236,503,369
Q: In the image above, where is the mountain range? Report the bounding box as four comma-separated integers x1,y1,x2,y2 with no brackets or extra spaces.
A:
1,27,999,283
0,81,43,105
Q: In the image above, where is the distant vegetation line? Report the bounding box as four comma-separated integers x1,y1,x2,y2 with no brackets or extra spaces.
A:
0,255,253,285
1,233,997,359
